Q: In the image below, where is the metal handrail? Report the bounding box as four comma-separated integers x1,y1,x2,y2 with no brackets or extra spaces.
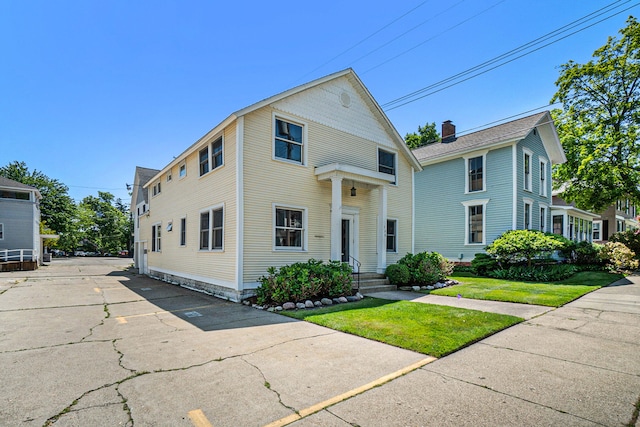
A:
349,255,361,292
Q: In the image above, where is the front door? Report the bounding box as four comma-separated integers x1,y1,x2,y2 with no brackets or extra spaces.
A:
341,219,350,263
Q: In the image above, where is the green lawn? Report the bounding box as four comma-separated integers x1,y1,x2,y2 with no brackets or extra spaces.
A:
429,271,624,307
281,298,522,357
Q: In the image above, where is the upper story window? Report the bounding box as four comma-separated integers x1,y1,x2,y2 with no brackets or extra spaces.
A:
378,148,396,176
275,118,303,164
199,146,209,176
523,149,532,192
0,190,31,200
211,136,223,170
166,169,172,183
539,159,548,197
179,162,187,178
467,155,484,192
152,182,161,196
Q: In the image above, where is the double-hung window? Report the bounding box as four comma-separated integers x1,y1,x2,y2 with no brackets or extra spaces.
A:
378,148,396,177
593,221,601,240
386,219,397,252
467,155,484,192
540,205,547,232
151,223,161,252
180,217,186,246
523,149,532,191
199,147,209,176
539,159,548,197
275,207,305,250
179,162,187,178
274,118,303,164
524,199,533,230
462,199,488,245
199,136,224,177
200,207,224,251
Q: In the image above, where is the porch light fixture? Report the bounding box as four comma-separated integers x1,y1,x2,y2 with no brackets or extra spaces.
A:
350,181,357,197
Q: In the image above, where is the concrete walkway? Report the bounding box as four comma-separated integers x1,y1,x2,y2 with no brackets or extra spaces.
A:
298,275,640,426
364,289,554,320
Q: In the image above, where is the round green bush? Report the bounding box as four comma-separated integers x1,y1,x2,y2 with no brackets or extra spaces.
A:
385,263,410,286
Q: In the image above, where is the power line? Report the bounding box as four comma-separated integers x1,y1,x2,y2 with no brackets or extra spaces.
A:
362,0,507,75
382,0,640,111
299,0,431,80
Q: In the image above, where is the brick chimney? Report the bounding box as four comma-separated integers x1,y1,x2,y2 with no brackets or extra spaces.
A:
442,120,456,143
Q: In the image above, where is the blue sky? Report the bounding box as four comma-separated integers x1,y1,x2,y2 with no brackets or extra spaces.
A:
1,1,637,204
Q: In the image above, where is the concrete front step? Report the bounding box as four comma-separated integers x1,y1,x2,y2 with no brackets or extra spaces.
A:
352,272,396,293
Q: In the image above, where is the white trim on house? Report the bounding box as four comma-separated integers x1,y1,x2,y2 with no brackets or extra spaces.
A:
315,163,395,185
411,166,415,254
523,147,533,192
198,203,225,252
539,157,548,197
462,199,490,246
523,197,534,230
463,149,488,194
272,111,308,167
539,202,548,232
512,144,518,229
235,116,245,291
272,203,308,252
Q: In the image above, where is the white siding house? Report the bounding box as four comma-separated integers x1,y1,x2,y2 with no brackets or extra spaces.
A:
132,69,421,301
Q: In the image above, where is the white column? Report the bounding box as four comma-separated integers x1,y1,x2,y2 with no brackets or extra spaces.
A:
377,185,387,273
330,176,343,261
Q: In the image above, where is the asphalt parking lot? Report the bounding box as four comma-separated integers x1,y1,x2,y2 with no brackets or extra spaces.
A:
1,257,639,426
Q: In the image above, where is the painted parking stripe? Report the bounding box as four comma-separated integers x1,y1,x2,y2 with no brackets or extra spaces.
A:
263,357,436,427
188,409,213,427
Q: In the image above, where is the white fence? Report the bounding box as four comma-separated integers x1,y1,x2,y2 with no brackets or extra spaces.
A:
0,249,37,262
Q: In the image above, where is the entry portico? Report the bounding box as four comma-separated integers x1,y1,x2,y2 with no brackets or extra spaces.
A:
315,162,395,273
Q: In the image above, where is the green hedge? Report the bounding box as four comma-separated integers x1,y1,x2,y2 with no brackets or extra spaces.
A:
256,259,353,305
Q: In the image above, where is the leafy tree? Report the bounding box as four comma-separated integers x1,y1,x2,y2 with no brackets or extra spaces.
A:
79,192,129,254
551,16,640,212
0,161,76,235
404,122,440,149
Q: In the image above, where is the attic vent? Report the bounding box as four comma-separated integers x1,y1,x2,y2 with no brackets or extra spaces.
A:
340,91,351,108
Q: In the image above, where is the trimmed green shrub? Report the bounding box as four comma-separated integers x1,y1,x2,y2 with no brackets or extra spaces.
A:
398,251,453,286
488,264,578,281
385,263,410,286
470,253,498,276
599,242,639,273
487,230,565,266
256,259,352,305
610,230,640,260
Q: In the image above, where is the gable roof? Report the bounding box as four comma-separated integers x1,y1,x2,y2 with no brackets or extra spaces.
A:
412,111,566,166
131,166,161,208
145,68,421,185
0,176,41,198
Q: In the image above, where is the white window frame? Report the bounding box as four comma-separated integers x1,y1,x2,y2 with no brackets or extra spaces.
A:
273,113,307,166
539,203,548,232
0,223,4,240
180,217,187,247
273,203,308,251
152,181,161,197
166,221,173,232
179,161,187,179
152,222,162,252
523,148,533,192
166,169,172,183
462,199,489,246
377,147,397,184
523,198,533,230
199,204,224,252
386,218,398,253
464,151,487,194
592,220,602,241
539,158,548,197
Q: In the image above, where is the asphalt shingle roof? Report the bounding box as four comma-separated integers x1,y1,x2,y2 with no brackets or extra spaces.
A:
412,111,549,163
0,176,39,192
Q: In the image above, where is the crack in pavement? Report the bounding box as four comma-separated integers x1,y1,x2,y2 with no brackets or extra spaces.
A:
521,321,640,347
241,358,298,414
424,371,609,426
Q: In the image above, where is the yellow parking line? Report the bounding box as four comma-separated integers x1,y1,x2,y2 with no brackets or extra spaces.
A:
116,317,127,324
263,357,436,427
93,287,101,293
188,409,213,427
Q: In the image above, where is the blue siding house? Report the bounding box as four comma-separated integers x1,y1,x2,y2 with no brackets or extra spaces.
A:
412,111,566,262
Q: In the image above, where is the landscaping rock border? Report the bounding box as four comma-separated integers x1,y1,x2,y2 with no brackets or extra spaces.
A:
398,279,459,292
243,292,365,311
